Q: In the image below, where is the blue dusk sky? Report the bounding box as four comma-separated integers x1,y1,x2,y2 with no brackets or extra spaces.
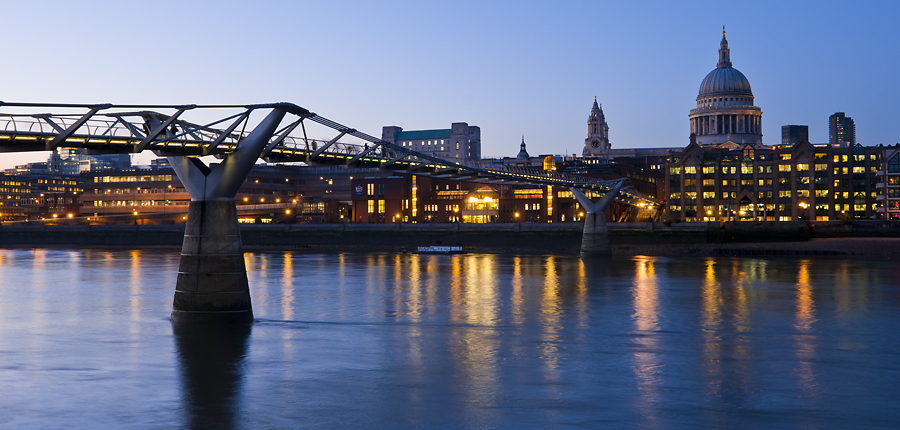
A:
1,0,898,169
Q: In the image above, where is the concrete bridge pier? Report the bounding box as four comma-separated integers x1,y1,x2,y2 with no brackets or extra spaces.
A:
167,108,287,323
572,180,625,257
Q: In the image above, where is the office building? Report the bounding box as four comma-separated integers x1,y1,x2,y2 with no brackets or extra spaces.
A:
829,112,856,147
782,125,809,146
382,122,481,160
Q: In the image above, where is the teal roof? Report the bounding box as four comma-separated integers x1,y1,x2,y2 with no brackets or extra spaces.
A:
395,129,451,141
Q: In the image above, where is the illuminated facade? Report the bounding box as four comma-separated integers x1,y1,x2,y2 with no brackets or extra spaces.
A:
0,174,82,222
665,140,882,221
81,165,355,224
877,145,900,220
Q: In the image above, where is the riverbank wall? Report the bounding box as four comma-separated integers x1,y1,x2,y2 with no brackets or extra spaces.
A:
1,220,898,253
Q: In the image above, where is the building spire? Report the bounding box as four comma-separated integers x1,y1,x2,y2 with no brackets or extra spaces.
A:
717,26,732,68
592,96,600,110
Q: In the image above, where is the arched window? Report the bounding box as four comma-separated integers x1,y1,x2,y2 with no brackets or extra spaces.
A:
889,153,900,173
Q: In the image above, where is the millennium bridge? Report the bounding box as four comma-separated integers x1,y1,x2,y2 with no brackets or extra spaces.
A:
0,102,658,323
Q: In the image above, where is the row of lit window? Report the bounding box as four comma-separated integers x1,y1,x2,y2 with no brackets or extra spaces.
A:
93,175,173,183
366,199,386,214
672,203,873,213
671,190,874,201
673,164,878,175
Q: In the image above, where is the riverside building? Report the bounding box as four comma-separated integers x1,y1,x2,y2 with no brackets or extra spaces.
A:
665,139,881,221
382,123,481,161
878,145,900,220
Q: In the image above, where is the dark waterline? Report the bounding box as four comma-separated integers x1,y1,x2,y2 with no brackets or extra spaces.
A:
0,249,898,429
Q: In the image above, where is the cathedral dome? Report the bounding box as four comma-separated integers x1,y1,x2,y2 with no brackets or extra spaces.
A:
698,67,752,97
688,29,763,147
697,27,753,99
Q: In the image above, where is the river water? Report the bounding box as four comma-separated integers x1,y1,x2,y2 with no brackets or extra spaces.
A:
0,249,897,429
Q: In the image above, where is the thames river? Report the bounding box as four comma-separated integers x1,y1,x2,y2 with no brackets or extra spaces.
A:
0,249,898,429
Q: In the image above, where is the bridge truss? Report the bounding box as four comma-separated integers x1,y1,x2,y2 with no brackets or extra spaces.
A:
0,102,658,207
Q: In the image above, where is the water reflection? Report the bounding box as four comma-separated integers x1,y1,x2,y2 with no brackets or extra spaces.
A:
794,260,819,396
173,323,251,430
0,249,896,428
631,256,661,423
702,258,724,397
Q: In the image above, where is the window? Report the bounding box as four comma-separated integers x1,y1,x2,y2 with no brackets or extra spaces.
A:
367,200,374,214
670,167,682,175
702,166,715,174
703,192,715,199
778,165,791,172
816,190,829,198
815,164,827,171
780,154,792,160
685,166,697,174
889,154,900,173
378,200,385,213
741,165,753,174
797,164,809,171
779,190,791,198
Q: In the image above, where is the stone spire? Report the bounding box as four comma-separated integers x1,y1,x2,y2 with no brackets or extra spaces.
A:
717,25,732,68
592,95,600,110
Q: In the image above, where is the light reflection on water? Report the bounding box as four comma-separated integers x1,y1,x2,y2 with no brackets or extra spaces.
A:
0,249,898,428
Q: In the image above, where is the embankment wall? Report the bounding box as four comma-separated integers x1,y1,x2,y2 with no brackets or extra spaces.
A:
1,220,897,253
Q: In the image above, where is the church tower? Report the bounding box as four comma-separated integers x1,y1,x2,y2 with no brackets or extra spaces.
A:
583,96,610,156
